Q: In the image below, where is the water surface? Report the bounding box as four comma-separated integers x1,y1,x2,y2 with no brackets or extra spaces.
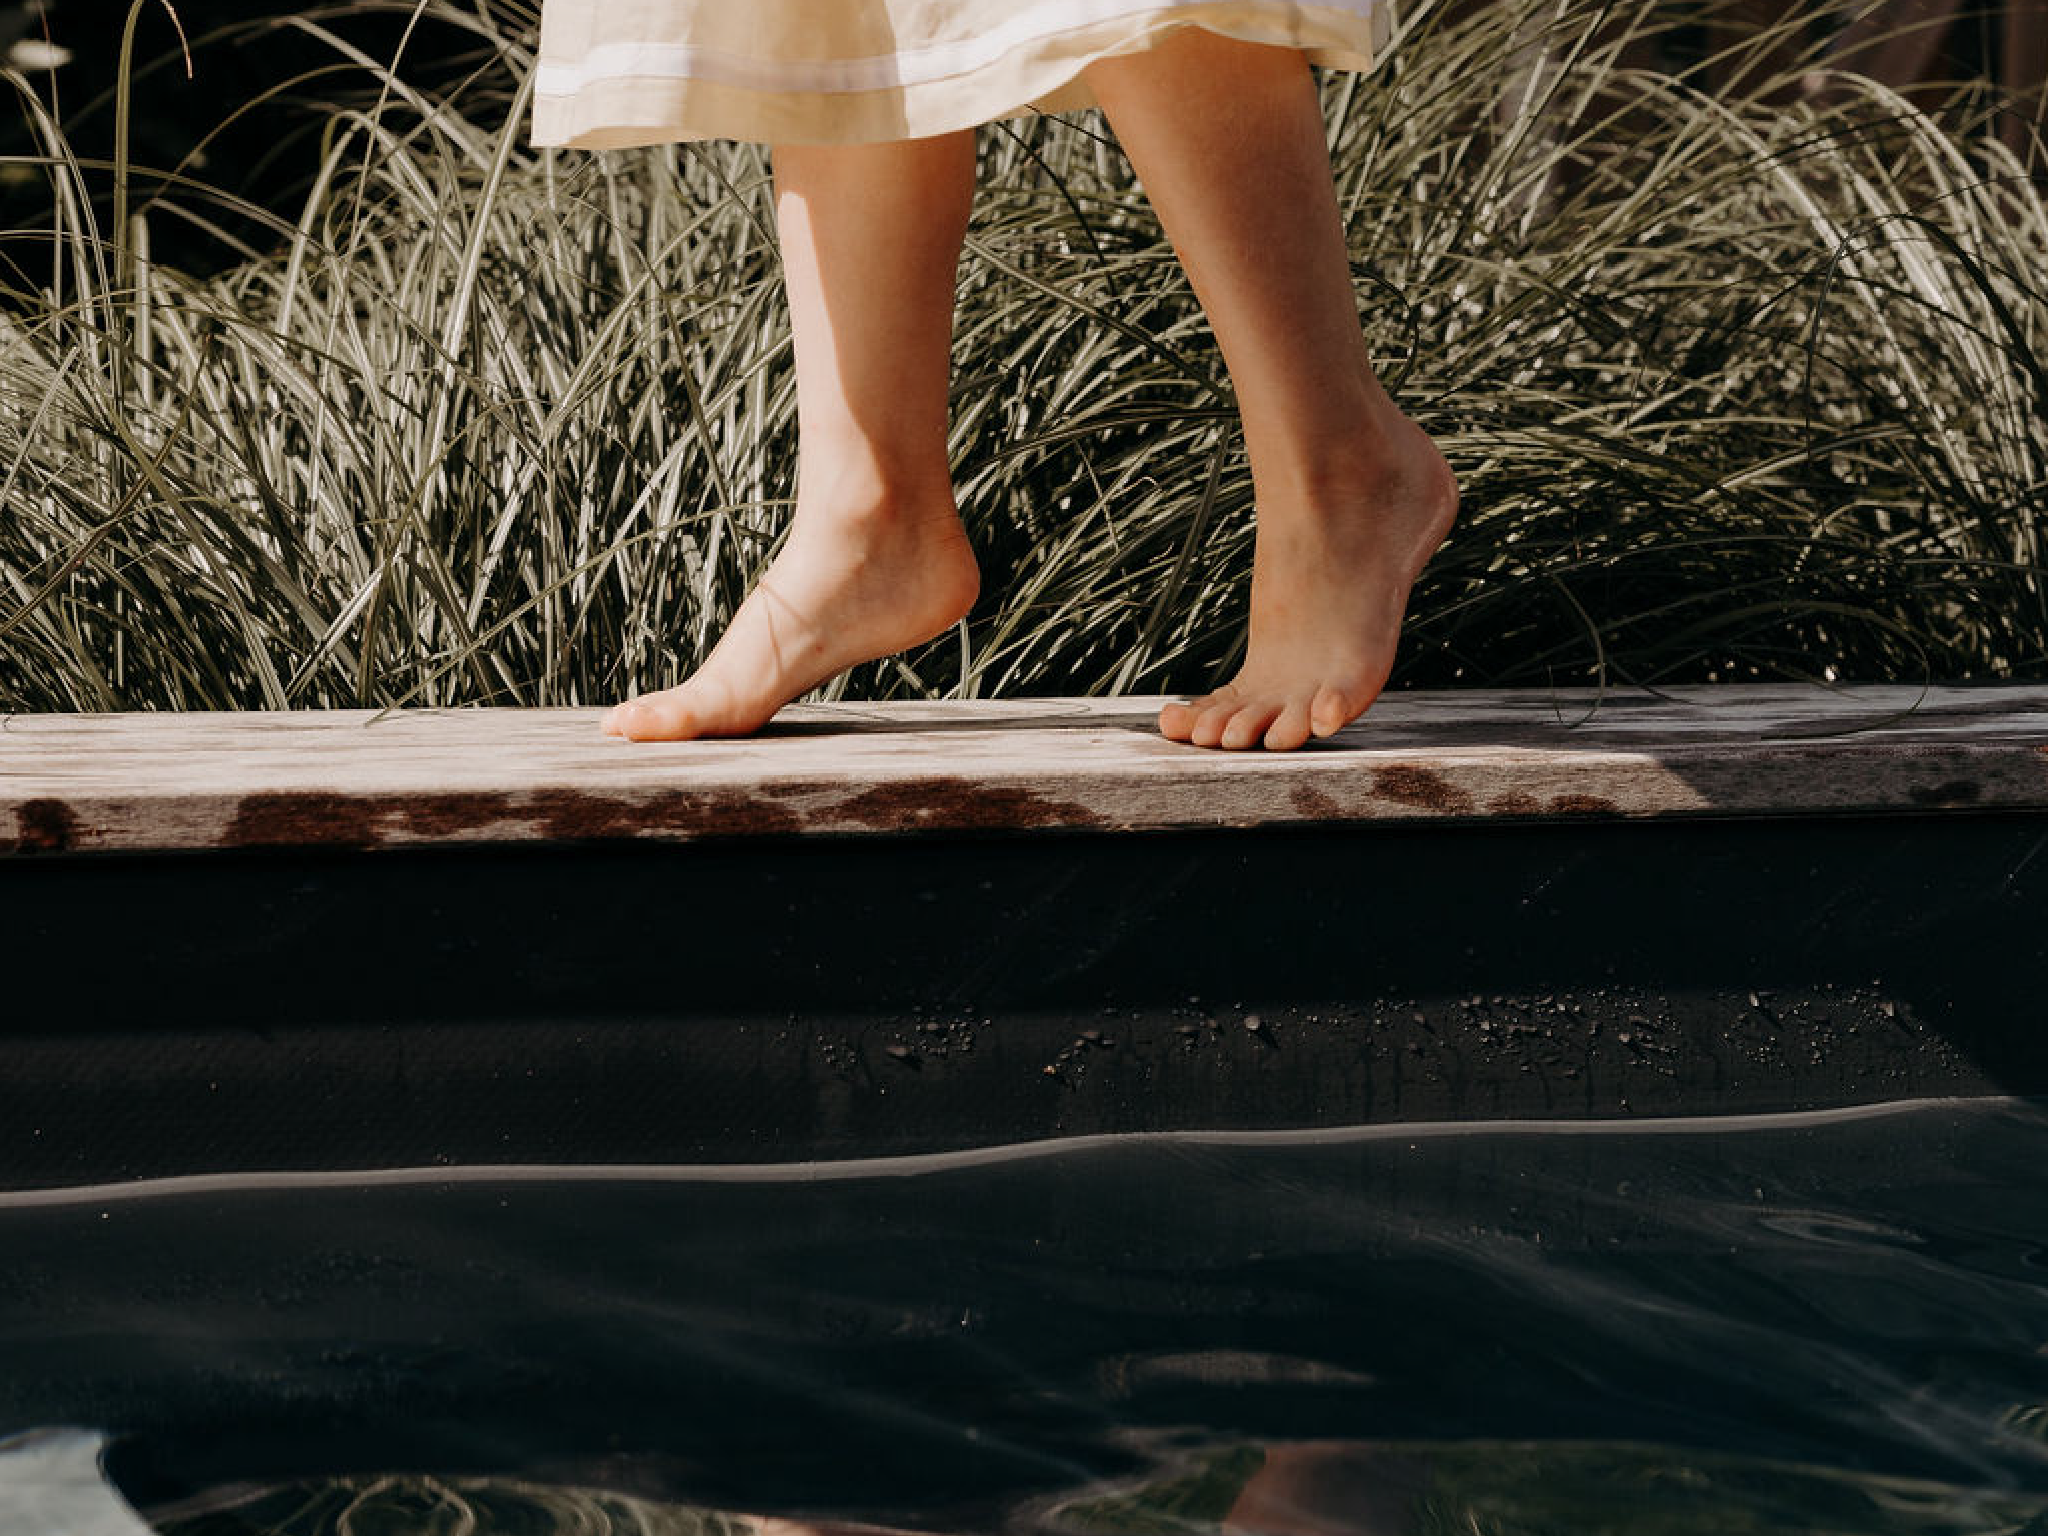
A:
3,1098,2045,1533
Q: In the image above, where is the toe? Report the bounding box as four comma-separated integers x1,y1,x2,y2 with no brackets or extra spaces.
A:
616,696,698,742
1310,684,1369,739
1159,700,1201,741
1190,700,1240,749
1263,700,1314,752
614,702,661,741
1219,702,1283,751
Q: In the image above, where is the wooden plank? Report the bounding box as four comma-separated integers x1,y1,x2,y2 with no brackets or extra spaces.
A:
5,684,2048,854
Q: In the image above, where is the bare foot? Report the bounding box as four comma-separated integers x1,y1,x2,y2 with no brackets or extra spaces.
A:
604,480,978,741
1159,416,1456,752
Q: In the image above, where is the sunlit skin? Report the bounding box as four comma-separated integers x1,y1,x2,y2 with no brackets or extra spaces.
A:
606,28,1454,751
603,131,981,743
1088,30,1456,751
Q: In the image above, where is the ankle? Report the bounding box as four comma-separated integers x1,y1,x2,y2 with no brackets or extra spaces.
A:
1242,376,1422,483
795,447,956,531
1250,423,1422,504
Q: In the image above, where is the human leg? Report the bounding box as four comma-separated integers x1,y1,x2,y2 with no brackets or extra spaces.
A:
607,133,980,740
1083,28,1456,751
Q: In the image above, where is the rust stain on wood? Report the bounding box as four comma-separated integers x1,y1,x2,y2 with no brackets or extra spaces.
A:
537,788,806,841
392,788,804,842
1290,785,1344,819
222,787,810,848
1371,764,1476,816
200,778,1631,848
824,777,1107,832
225,792,378,850
393,791,521,838
10,798,80,853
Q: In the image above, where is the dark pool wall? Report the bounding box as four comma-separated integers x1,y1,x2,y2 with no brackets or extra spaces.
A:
6,813,2048,1184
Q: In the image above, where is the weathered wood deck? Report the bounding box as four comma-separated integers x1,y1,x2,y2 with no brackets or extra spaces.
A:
8,683,2048,855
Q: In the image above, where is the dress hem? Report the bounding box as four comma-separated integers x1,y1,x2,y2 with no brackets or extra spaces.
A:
529,4,1386,149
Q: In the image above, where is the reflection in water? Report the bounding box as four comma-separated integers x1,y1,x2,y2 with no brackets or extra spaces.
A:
155,1472,754,1536
1,1099,2046,1535
1051,1441,2048,1534
147,1445,2048,1535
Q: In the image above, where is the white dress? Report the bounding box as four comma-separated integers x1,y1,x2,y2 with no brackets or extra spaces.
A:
530,1,1388,149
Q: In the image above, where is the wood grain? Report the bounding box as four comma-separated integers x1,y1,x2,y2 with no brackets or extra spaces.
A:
6,685,2048,854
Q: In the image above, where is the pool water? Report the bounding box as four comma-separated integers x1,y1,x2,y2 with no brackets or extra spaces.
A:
3,1098,2046,1535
